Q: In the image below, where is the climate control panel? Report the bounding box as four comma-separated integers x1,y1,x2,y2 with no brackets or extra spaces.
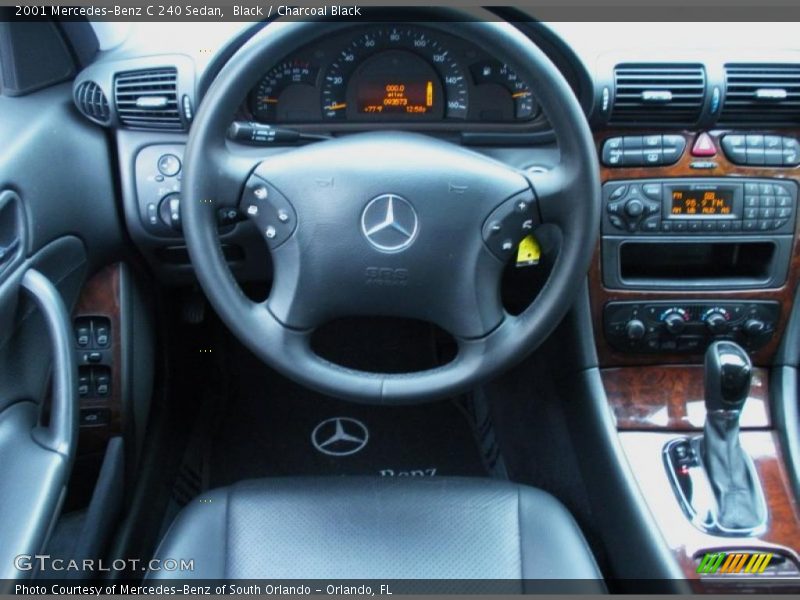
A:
604,300,780,354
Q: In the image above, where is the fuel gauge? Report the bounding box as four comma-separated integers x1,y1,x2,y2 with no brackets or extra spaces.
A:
470,60,538,121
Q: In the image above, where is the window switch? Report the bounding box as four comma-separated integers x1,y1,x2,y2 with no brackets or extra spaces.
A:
76,326,90,348
95,325,110,348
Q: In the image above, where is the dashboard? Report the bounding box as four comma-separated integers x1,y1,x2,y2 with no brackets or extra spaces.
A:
240,25,538,126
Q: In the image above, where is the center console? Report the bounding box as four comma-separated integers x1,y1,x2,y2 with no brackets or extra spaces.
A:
592,129,800,590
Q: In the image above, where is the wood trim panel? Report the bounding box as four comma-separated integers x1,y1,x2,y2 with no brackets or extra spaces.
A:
73,264,123,455
602,365,771,431
590,129,800,368
618,431,800,588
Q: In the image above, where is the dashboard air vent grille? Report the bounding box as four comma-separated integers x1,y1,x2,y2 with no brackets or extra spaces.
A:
74,81,110,125
114,67,183,130
611,64,706,125
720,64,800,125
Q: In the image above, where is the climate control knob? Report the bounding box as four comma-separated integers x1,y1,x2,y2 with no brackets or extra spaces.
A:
703,309,730,335
744,319,766,336
625,319,646,341
662,309,688,335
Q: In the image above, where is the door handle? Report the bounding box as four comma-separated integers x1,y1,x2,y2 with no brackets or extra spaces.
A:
21,269,77,458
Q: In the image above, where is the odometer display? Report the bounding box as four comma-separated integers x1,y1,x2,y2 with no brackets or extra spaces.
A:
321,27,468,121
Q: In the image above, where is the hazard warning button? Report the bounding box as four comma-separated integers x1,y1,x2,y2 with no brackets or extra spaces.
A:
692,132,717,157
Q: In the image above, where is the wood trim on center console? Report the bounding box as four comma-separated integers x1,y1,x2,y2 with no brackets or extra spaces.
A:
590,129,800,368
602,365,771,430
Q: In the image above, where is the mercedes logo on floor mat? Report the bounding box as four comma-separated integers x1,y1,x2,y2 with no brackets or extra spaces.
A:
311,417,369,456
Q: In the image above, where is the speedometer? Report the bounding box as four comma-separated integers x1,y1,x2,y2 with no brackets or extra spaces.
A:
250,60,319,122
321,27,469,121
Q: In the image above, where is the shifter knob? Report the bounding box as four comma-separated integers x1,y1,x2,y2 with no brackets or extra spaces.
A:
704,340,752,412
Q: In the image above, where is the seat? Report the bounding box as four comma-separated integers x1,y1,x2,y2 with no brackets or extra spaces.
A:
150,477,602,589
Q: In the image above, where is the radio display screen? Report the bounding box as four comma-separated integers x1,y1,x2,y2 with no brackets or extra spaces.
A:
670,189,735,217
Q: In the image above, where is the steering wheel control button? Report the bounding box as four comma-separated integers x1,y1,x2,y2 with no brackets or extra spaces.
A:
481,191,538,260
241,176,297,249
361,194,418,253
157,153,182,177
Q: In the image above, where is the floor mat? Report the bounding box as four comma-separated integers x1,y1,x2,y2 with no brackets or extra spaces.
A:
204,340,489,488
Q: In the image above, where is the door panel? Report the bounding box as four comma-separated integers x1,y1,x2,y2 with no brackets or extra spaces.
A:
0,31,122,582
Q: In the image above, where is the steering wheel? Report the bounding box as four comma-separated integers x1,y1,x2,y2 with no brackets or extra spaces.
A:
182,16,600,404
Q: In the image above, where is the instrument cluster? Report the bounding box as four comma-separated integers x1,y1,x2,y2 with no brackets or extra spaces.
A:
245,25,539,126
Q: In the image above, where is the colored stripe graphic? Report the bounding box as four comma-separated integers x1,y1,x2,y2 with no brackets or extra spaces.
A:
697,552,774,575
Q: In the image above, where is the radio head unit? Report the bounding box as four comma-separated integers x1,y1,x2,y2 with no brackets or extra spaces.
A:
603,178,796,236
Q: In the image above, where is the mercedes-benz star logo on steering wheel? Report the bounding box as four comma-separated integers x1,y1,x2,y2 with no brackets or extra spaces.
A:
361,194,419,252
311,417,369,456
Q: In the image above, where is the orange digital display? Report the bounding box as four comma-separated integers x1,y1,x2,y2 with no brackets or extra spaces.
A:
358,81,434,114
671,189,734,217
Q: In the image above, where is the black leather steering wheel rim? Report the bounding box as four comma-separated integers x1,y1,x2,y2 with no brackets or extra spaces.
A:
181,15,600,404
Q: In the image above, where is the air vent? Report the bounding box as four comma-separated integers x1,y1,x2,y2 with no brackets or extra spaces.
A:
720,64,800,125
611,64,706,125
74,81,110,125
114,67,183,131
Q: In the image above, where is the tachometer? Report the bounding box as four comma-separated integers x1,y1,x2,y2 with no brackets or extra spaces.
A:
250,60,319,122
321,27,468,121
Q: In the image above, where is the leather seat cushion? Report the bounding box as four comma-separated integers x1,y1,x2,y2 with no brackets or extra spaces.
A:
150,477,601,583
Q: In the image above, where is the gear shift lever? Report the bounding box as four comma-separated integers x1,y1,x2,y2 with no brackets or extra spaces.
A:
700,340,764,531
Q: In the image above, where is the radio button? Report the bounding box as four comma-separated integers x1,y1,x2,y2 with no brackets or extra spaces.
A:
744,207,759,220
745,182,760,195
625,198,645,217
702,221,717,232
759,183,774,195
776,207,793,219
644,201,660,215
776,196,792,208
661,221,673,232
743,220,758,231
609,185,627,200
774,218,789,229
745,195,759,208
607,200,624,215
673,221,687,232
758,219,774,231
759,207,775,219
765,136,783,150
729,221,742,231
609,215,624,229
746,135,765,149
688,221,702,232
775,185,790,197
642,183,662,200
641,216,660,232
717,221,732,232
759,195,775,208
